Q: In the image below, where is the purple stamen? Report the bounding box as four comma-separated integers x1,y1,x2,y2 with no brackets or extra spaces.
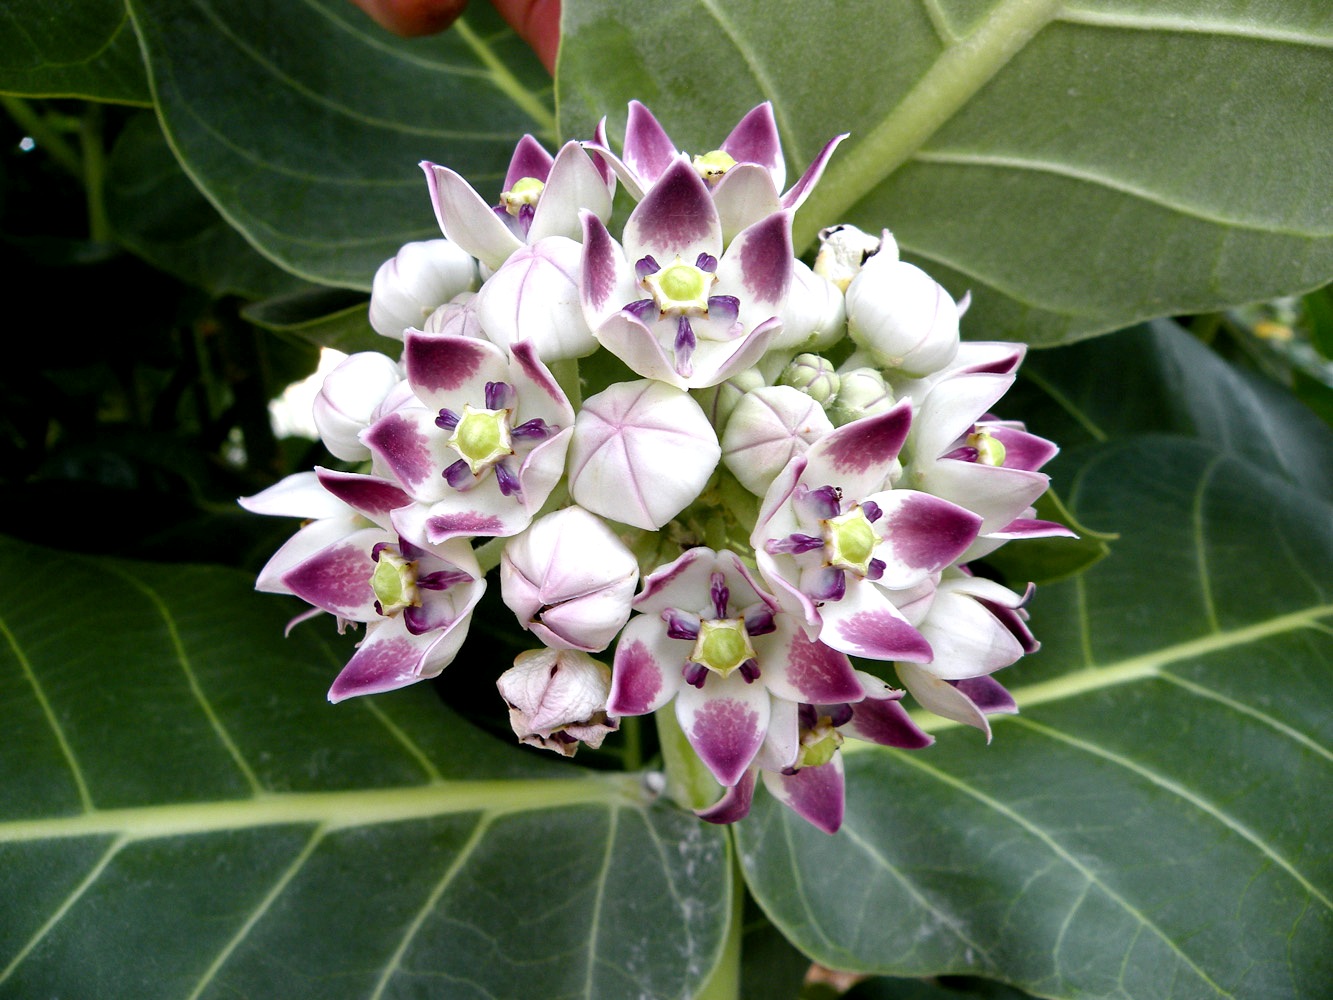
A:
516,203,536,237
861,500,882,523
808,567,847,602
695,253,717,272
738,658,761,683
683,662,709,688
444,459,473,488
709,572,730,619
397,537,426,561
798,703,818,729
435,408,460,430
795,484,842,520
624,298,657,322
866,558,886,582
674,316,696,377
663,609,701,641
511,417,556,441
370,541,391,562
827,703,854,727
635,255,661,279
942,445,979,463
765,533,824,556
485,381,515,410
494,460,522,498
742,604,776,636
706,295,739,325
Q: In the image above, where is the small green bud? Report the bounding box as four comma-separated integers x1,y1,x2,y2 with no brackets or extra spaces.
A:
777,353,841,404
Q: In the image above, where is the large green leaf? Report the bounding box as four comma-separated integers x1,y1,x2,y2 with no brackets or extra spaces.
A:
0,0,149,104
737,327,1333,997
559,1,1333,346
125,0,554,287
0,544,730,998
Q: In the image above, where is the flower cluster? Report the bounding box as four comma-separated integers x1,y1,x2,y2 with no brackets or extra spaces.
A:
243,102,1070,834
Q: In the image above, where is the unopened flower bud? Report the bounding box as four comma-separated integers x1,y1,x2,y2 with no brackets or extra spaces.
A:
813,224,895,291
777,353,840,404
497,649,619,756
311,352,403,461
827,367,895,426
421,292,484,338
369,239,478,340
693,367,766,434
722,386,834,496
771,260,846,352
845,250,959,376
473,236,597,360
500,506,639,652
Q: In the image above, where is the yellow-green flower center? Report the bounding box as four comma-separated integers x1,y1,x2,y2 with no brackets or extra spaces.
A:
690,618,755,678
643,257,715,316
449,404,514,473
692,149,737,183
796,715,844,768
968,430,1007,466
371,549,419,616
823,506,878,575
500,176,545,216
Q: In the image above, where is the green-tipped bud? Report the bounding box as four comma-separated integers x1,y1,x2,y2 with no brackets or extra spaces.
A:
777,353,841,404
826,367,895,426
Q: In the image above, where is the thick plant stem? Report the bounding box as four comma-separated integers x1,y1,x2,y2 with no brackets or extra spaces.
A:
654,704,719,812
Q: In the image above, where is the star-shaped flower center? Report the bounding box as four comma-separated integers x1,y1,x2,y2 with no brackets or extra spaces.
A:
448,403,514,474
822,505,879,576
690,618,757,679
370,546,420,617
642,255,716,316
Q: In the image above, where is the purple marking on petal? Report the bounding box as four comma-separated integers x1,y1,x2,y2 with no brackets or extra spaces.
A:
783,632,863,703
772,761,844,834
364,414,435,490
722,103,782,177
743,604,776,636
952,675,1018,715
581,213,620,312
688,698,764,786
674,316,696,377
684,662,709,688
624,298,657,322
849,697,933,749
436,408,460,430
444,459,473,488
663,609,701,641
635,255,661,279
503,133,555,190
819,402,912,475
697,769,756,825
795,484,841,521
426,512,505,537
609,637,664,715
834,610,932,662
886,495,981,570
315,469,412,519
780,133,846,211
635,161,716,253
766,532,824,556
484,381,515,410
695,253,717,272
494,460,522,498
510,342,569,412
328,635,423,702
624,101,678,184
710,572,730,619
739,658,761,683
979,598,1040,653
737,213,793,304
283,544,374,614
861,501,882,523
416,568,473,591
808,567,846,603
943,445,979,463
707,295,739,324
866,558,886,582
511,417,555,441
405,334,491,395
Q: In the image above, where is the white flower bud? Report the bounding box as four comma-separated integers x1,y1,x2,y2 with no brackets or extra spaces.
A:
311,352,403,461
722,385,834,496
692,367,766,435
568,380,721,530
500,506,639,652
497,649,618,756
369,239,478,340
770,259,846,352
813,224,894,291
421,292,484,338
827,367,896,427
777,353,840,404
845,253,959,377
473,236,597,360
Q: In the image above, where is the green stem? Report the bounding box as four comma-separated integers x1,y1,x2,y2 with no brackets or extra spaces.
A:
620,715,642,771
79,104,111,243
693,841,743,1000
550,357,583,410
654,705,720,812
1,97,83,178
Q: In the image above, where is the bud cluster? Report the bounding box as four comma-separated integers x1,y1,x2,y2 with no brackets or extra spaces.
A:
242,102,1071,833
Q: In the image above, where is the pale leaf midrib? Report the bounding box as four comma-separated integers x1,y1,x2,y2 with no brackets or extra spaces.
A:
0,777,637,844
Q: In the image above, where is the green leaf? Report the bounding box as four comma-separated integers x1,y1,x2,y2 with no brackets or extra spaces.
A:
0,541,730,998
558,1,1333,346
737,328,1333,996
104,111,308,299
0,0,149,104
243,286,384,355
125,0,554,287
